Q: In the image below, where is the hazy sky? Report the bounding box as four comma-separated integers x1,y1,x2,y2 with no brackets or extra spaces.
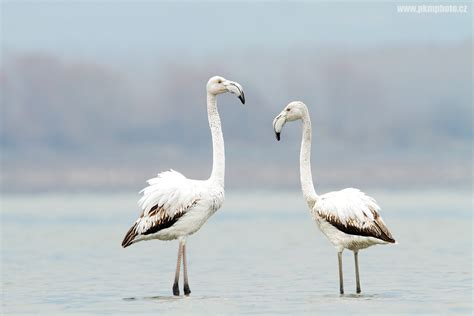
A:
1,1,471,192
2,1,472,63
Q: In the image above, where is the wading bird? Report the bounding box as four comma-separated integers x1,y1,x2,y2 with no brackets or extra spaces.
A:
273,101,395,294
122,76,245,296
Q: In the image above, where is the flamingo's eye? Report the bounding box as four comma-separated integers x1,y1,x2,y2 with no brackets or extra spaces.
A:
286,108,291,112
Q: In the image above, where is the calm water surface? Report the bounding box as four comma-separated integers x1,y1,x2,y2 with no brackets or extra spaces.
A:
1,190,472,314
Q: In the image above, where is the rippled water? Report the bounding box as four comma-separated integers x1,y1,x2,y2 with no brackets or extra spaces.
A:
1,190,472,314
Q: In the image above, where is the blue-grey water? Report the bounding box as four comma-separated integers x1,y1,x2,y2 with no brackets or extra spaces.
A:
1,190,472,315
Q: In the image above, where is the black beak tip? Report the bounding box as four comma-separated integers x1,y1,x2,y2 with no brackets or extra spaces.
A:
275,132,281,141
238,92,245,104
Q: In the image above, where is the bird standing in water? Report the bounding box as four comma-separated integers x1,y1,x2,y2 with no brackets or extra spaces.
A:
122,76,245,296
273,101,395,294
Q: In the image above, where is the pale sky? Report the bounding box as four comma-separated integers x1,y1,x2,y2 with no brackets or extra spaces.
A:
2,1,472,63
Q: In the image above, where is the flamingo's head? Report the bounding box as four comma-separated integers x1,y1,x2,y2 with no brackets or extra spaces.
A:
272,101,308,141
207,76,245,104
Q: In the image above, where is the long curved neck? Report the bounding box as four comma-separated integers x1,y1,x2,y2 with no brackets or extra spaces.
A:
207,93,225,187
300,113,318,207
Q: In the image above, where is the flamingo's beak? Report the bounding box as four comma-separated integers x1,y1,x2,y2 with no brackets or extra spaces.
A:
272,112,286,141
225,80,245,104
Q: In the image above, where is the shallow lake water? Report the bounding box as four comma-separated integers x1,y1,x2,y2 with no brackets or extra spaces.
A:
1,190,472,314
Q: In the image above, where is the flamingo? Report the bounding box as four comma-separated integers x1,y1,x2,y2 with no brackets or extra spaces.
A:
122,76,245,296
272,101,395,294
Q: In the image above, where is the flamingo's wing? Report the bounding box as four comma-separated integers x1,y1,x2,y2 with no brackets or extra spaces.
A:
122,170,201,247
315,188,395,243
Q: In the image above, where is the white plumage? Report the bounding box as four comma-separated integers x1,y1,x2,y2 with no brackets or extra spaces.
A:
122,76,245,296
313,188,394,251
128,170,223,243
273,101,395,294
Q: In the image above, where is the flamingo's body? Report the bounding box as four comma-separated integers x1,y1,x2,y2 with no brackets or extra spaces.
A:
273,101,395,294
122,76,245,296
122,171,224,245
313,188,395,252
